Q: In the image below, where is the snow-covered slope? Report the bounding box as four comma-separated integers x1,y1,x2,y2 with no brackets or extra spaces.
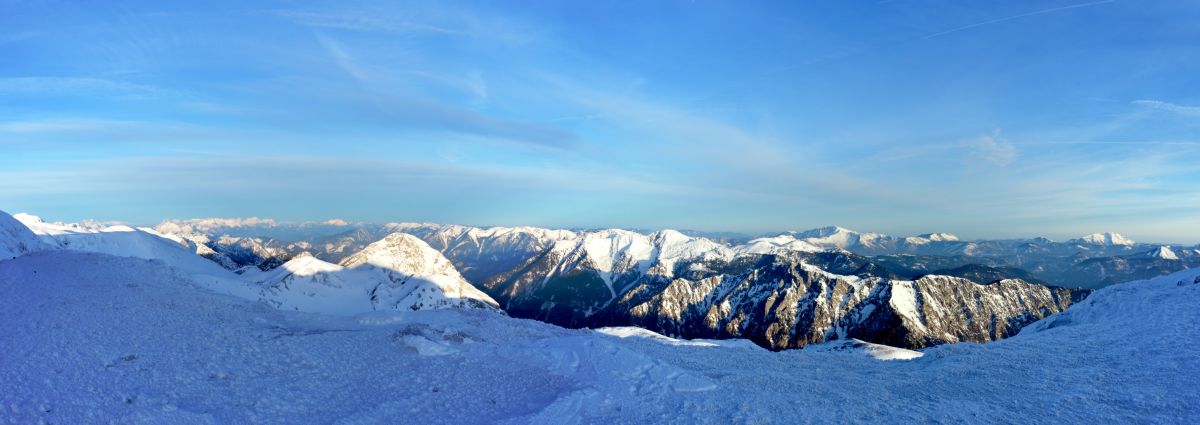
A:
1,249,1197,423
1146,245,1179,260
1071,232,1135,246
250,233,500,315
802,338,923,360
738,234,823,254
480,228,736,325
252,251,499,315
0,208,51,259
0,210,51,260
340,232,468,277
15,213,235,278
742,226,968,256
385,223,578,283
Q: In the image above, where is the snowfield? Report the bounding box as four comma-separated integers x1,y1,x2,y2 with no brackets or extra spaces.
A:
0,210,51,259
2,245,1198,423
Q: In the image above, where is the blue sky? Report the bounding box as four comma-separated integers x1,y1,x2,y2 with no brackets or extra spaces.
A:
2,0,1199,242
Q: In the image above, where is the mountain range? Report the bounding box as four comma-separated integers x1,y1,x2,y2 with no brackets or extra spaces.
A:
7,211,1196,352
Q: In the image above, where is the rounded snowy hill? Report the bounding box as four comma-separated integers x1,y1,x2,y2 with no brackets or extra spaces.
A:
13,213,234,278
0,210,51,260
252,233,500,315
1071,232,1135,246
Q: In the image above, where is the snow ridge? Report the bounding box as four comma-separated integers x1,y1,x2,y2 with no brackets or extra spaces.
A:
252,233,500,315
0,210,51,260
1071,232,1135,246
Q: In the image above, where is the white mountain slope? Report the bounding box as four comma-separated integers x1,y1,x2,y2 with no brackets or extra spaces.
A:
0,210,51,260
1147,245,1179,260
15,213,235,279
787,226,872,249
252,233,500,315
802,338,924,361
738,234,823,254
1071,232,1136,246
535,229,735,298
1,249,1197,423
741,226,964,255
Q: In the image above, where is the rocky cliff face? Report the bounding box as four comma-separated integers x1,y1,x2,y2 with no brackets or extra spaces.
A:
603,256,1086,350
473,234,1090,350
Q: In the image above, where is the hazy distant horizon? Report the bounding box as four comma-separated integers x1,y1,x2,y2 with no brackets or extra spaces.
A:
10,210,1199,246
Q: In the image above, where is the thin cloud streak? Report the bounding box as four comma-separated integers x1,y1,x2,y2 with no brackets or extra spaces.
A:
921,0,1116,39
1132,99,1200,118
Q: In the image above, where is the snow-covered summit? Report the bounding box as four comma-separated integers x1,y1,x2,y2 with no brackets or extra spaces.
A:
1071,232,1135,246
738,234,823,254
339,232,463,277
786,226,866,249
153,217,279,236
275,251,343,276
1146,246,1179,260
252,243,500,315
0,210,52,260
16,213,234,278
917,232,959,242
546,228,735,287
747,227,962,253
245,233,501,315
14,212,115,238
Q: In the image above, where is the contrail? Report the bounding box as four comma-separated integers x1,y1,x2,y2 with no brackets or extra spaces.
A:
922,0,1116,40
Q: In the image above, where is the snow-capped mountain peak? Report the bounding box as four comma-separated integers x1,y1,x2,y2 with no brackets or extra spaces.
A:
278,252,344,276
917,232,959,242
1,210,52,260
339,232,461,277
252,233,500,315
1072,232,1135,246
791,226,857,238
1147,246,1179,260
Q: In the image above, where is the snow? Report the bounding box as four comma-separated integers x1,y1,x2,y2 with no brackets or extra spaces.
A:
0,210,51,260
1,248,1199,423
340,232,464,278
594,327,761,349
888,280,926,332
804,339,924,361
1148,245,1179,260
542,228,734,296
1072,232,1136,246
153,217,279,235
739,234,823,254
253,240,500,315
918,232,959,242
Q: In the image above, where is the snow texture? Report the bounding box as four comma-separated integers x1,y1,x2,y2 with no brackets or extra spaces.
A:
0,210,51,260
1,247,1197,423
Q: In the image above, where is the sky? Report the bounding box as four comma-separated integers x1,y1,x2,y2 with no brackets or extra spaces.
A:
2,0,1199,243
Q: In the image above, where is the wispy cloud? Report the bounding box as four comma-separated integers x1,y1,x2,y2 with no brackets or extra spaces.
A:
275,10,456,35
315,34,371,82
271,5,543,47
922,0,1116,40
0,77,175,99
1132,99,1200,118
962,130,1017,166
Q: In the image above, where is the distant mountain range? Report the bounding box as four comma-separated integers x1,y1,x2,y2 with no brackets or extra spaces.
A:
148,218,1200,290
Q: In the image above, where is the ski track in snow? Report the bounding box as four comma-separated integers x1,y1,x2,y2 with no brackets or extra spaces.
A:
2,250,1199,423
